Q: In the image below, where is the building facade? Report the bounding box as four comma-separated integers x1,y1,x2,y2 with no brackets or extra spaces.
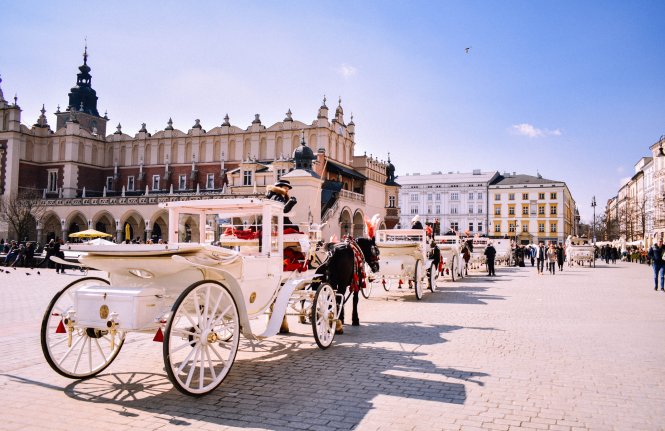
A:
397,170,500,235
0,51,400,243
488,173,576,245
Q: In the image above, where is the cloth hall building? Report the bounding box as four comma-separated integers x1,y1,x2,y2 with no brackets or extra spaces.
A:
0,51,400,243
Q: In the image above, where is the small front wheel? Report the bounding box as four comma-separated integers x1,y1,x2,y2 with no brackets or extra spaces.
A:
312,283,337,349
361,279,372,299
414,260,424,300
164,281,240,396
41,277,125,379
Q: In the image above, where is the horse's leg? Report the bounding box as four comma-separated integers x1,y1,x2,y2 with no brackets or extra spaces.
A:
352,290,359,326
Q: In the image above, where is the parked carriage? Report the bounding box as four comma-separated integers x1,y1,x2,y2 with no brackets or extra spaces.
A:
493,239,514,266
372,229,437,299
41,198,340,396
566,235,596,267
465,237,489,270
434,234,464,282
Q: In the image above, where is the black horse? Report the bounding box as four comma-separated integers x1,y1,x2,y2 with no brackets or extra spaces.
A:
314,236,380,331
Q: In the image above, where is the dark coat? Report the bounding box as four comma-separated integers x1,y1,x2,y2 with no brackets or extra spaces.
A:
484,245,496,260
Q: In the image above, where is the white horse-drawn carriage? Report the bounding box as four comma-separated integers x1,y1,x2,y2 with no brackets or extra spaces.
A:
40,198,340,396
372,229,437,300
466,237,489,270
434,234,464,282
493,239,514,266
566,235,596,267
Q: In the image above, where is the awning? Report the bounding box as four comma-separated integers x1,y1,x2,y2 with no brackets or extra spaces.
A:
326,161,367,181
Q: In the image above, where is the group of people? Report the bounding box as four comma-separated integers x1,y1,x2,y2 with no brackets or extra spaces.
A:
530,242,566,275
0,238,70,272
1,240,38,268
599,244,620,264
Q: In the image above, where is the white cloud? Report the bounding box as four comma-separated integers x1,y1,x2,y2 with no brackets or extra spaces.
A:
337,64,358,78
511,123,562,138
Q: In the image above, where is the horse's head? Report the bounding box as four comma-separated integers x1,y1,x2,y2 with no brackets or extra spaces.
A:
356,237,380,273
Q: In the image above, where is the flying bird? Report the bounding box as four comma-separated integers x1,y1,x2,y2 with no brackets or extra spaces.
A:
465,47,471,53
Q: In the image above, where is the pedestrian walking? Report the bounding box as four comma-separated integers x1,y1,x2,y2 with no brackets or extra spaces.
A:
536,241,546,274
529,246,535,267
547,244,557,274
485,242,497,276
647,239,665,291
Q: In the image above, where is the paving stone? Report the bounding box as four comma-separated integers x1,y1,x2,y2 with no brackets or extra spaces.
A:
0,263,663,430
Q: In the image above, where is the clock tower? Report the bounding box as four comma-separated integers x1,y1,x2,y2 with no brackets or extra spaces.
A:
55,44,108,136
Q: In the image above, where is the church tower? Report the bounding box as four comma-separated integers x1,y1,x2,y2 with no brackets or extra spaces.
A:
55,44,108,136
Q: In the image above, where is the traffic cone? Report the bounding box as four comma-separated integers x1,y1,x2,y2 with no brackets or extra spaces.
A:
153,327,164,342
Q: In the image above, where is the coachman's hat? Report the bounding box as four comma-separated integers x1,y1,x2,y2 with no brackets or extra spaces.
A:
274,179,292,189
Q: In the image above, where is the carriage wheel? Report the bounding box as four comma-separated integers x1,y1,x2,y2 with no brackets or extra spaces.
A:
312,283,337,349
427,266,437,292
414,260,424,300
41,277,126,379
164,280,240,396
361,279,372,299
450,256,456,282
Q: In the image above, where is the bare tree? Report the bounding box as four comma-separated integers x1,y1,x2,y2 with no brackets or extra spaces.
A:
0,190,48,241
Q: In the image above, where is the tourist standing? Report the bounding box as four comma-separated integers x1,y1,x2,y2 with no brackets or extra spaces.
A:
485,242,497,276
647,239,665,291
556,244,565,271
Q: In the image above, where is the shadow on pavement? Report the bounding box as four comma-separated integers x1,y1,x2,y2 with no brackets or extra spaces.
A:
4,321,490,431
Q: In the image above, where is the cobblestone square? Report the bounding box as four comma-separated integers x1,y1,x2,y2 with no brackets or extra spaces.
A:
1,262,663,430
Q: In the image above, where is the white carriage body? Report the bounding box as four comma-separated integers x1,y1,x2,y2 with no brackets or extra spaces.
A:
375,229,428,279
467,237,489,266
566,236,595,266
69,198,293,337
43,197,342,396
434,234,462,276
493,239,513,265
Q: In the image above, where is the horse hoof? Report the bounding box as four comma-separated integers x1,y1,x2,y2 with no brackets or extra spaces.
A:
335,320,344,334
352,321,360,326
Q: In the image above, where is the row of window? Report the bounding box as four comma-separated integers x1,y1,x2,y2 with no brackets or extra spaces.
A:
494,192,557,201
411,206,485,215
494,204,558,216
410,192,485,202
493,222,557,233
48,171,226,193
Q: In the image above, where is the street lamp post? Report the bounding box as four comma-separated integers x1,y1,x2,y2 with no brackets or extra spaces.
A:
591,196,597,245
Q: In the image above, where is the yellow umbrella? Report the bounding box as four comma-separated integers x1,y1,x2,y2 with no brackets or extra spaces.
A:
68,229,113,239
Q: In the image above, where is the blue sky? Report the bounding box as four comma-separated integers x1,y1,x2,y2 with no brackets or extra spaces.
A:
1,1,664,220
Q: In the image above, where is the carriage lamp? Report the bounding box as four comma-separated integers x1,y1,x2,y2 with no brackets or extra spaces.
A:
106,313,119,350
63,317,75,347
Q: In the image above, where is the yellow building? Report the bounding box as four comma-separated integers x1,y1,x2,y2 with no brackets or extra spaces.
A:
488,173,576,245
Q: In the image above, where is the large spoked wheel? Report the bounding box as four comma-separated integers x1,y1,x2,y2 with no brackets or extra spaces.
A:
164,280,240,396
414,260,424,300
311,282,337,349
41,277,125,379
427,266,437,292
